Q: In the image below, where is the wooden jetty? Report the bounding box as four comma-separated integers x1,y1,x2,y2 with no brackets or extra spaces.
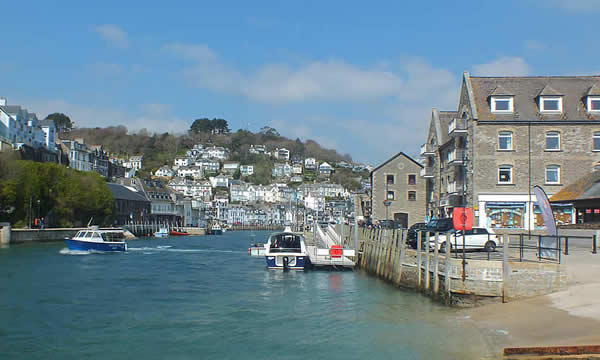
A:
304,224,355,269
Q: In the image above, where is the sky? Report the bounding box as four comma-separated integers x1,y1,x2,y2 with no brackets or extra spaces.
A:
3,0,600,165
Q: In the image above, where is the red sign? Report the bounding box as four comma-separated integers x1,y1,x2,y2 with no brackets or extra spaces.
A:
330,245,343,258
453,208,474,231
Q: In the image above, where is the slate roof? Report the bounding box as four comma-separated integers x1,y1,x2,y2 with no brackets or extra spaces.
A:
370,151,423,173
437,110,456,145
0,105,21,114
468,75,600,121
107,183,149,202
550,171,600,202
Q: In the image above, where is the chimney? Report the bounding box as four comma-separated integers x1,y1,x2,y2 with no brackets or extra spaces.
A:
0,97,6,106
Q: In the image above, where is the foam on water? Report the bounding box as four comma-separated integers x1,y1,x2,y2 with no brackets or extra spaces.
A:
59,248,96,255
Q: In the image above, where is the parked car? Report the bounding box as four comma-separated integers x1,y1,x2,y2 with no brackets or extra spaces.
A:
428,227,500,253
406,222,428,249
407,218,455,249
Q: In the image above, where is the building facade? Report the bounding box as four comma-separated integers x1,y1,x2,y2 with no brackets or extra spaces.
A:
370,152,425,228
421,72,600,229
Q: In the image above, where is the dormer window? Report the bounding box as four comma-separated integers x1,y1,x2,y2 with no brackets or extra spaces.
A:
491,96,514,113
588,96,600,112
539,96,563,113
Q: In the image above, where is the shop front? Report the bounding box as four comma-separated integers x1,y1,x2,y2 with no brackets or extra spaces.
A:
485,202,526,229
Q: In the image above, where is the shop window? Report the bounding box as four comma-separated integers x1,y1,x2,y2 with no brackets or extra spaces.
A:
408,174,416,185
498,165,513,184
486,203,525,229
408,191,416,201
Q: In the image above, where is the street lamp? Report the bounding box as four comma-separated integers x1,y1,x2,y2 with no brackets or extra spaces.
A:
37,199,41,228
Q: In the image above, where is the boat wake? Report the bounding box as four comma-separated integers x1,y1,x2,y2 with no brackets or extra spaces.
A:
59,248,103,255
128,246,245,254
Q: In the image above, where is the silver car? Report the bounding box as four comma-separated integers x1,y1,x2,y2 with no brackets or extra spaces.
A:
428,228,500,253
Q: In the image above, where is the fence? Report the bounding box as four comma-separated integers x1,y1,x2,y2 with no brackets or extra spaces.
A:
354,226,571,305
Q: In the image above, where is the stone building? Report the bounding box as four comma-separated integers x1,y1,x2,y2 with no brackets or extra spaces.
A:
421,72,600,230
370,152,425,228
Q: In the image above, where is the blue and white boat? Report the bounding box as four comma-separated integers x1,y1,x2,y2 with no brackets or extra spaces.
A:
65,227,127,252
154,228,169,238
207,224,223,235
264,228,308,270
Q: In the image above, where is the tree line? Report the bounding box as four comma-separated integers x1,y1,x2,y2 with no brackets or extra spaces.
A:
0,153,113,228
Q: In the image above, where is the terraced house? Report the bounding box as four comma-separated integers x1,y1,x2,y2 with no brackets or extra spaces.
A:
421,72,600,230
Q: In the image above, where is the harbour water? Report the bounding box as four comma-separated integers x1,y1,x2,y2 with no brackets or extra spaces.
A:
0,231,494,359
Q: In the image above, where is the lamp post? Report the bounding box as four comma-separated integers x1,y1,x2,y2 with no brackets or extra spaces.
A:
37,199,41,228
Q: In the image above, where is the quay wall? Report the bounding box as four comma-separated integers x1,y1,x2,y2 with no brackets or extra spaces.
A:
9,228,83,244
356,228,567,306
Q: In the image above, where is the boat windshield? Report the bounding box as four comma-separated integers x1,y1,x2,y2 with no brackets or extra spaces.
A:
101,232,125,242
269,233,302,253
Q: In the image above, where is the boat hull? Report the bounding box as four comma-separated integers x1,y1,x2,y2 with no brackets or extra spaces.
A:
207,229,223,235
265,254,306,270
170,231,190,236
65,238,126,252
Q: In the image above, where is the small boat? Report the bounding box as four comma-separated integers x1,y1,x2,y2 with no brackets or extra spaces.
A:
248,243,266,256
170,229,190,236
154,228,169,238
65,226,127,252
264,227,308,270
207,224,223,235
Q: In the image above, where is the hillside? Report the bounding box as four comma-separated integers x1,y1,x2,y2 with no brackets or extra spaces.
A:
61,124,364,188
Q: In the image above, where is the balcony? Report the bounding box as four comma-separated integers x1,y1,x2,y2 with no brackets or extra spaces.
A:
448,194,464,207
447,182,458,194
447,149,464,166
419,166,434,178
420,143,435,157
448,118,467,137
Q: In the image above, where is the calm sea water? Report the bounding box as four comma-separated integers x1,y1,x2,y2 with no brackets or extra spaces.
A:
0,231,494,359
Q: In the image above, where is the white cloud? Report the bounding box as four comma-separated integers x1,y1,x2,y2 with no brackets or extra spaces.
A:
471,57,531,76
23,99,188,134
163,43,216,62
167,42,461,107
95,24,129,49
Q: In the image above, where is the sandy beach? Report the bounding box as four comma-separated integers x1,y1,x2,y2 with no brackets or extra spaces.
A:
464,250,600,357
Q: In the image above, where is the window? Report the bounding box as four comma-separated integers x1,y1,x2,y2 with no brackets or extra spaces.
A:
545,131,561,151
491,96,514,113
545,165,560,184
594,132,600,151
498,165,513,184
386,174,395,184
498,131,513,151
408,191,416,201
539,96,563,113
408,174,416,185
387,191,395,200
587,96,600,112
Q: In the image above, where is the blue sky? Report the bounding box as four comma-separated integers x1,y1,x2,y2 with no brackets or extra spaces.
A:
3,0,600,164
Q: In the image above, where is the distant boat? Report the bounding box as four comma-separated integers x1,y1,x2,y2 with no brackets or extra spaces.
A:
65,227,127,252
264,227,308,270
170,230,190,236
207,224,223,235
154,228,169,238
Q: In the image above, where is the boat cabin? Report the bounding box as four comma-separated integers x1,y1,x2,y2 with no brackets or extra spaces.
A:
269,233,302,253
74,230,125,242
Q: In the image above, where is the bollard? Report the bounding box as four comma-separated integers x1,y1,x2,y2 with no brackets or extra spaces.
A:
594,233,598,255
564,237,569,256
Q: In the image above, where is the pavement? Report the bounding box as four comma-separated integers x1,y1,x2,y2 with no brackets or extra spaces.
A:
463,233,600,357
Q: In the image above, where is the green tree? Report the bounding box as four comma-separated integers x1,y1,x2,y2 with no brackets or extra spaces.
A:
46,113,73,132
